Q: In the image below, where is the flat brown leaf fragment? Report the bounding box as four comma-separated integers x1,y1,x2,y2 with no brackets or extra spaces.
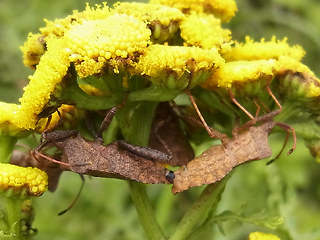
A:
172,121,276,194
51,134,170,184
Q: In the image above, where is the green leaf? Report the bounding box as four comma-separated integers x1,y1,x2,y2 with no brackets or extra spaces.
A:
116,101,158,146
128,85,180,102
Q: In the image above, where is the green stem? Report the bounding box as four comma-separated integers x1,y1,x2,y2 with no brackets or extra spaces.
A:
128,181,166,240
168,176,229,240
1,196,24,238
0,136,17,163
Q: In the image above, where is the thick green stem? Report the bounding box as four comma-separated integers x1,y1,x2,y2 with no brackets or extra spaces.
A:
128,181,166,240
168,176,229,240
4,197,23,237
0,136,17,163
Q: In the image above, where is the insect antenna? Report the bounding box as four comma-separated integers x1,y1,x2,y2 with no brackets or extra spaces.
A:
58,175,85,216
154,116,173,157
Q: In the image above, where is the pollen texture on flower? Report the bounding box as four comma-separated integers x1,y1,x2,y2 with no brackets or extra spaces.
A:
66,13,151,77
18,37,70,130
0,163,48,196
180,12,232,50
20,33,46,68
135,44,224,89
223,36,305,61
149,0,237,22
202,59,277,89
113,2,184,26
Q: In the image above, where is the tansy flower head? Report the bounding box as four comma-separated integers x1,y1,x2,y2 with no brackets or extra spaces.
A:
202,59,277,89
66,13,151,77
112,2,184,43
135,44,224,90
40,3,110,39
248,232,280,240
276,56,320,99
149,0,237,22
0,163,48,197
18,37,70,130
0,103,25,136
180,12,232,51
223,36,305,62
20,33,46,68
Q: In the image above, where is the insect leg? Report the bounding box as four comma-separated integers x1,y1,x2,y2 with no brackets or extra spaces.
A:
117,140,171,162
228,88,255,120
266,79,282,110
275,121,296,155
186,89,228,140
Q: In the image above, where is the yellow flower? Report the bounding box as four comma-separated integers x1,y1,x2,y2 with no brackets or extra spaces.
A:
223,36,305,62
112,2,184,42
0,103,25,136
18,37,70,130
149,0,237,22
248,232,280,240
202,59,277,89
180,12,232,50
20,33,46,68
0,163,48,197
135,44,224,89
276,56,320,98
65,13,151,77
40,3,110,39
113,2,184,26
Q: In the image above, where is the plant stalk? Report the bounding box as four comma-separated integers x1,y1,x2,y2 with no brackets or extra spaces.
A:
128,181,166,240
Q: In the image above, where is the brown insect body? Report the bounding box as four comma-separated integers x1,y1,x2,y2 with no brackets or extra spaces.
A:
38,133,171,184
172,121,275,193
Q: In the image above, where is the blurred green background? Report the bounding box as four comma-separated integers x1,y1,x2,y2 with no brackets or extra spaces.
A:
1,0,320,239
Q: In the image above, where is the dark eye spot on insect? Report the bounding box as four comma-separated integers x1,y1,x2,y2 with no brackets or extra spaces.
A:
165,170,175,183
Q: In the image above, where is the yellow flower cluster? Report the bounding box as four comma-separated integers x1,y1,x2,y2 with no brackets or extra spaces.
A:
202,36,320,97
66,14,151,77
0,163,48,197
1,0,320,136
